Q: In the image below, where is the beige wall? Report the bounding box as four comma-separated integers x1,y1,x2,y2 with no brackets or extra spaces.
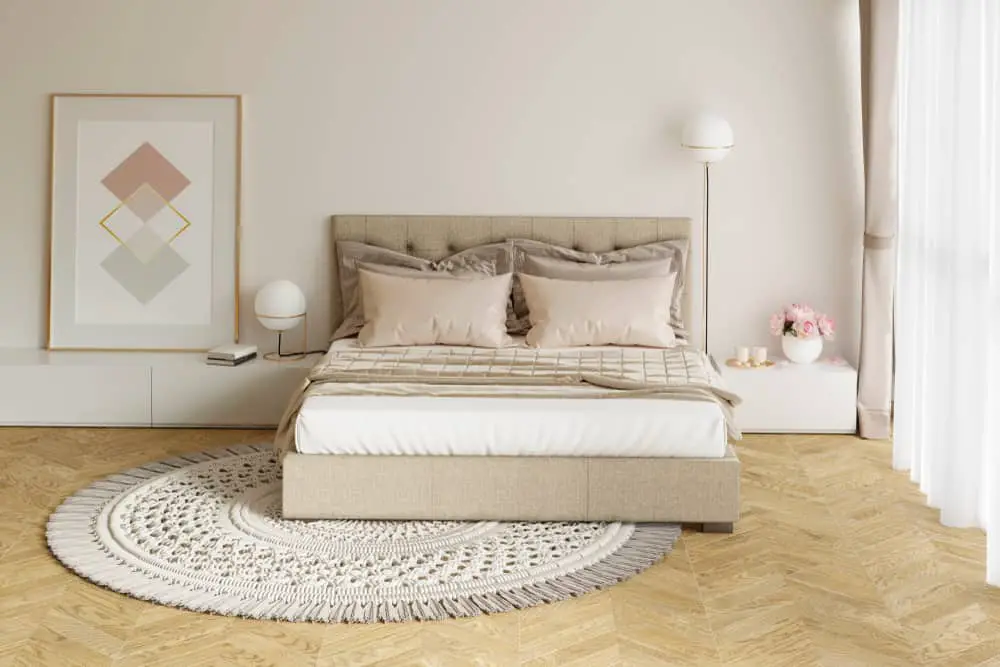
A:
0,0,864,362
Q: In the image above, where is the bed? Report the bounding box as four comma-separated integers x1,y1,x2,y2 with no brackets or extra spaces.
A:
277,215,741,532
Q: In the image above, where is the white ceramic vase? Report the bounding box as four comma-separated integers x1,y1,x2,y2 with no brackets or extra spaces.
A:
781,334,823,364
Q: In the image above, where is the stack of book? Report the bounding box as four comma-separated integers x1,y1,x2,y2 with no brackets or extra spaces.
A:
206,344,258,367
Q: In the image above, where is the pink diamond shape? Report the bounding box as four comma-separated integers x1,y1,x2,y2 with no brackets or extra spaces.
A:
124,183,168,222
101,142,190,203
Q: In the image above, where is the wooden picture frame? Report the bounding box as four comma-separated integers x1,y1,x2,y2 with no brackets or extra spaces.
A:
47,93,242,351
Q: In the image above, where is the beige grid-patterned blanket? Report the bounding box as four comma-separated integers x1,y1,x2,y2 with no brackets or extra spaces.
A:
274,345,742,454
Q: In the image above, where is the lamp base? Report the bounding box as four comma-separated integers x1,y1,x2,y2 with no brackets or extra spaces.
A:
263,351,306,362
263,319,308,362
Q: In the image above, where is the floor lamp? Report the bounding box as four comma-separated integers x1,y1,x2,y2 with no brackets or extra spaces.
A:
681,113,734,352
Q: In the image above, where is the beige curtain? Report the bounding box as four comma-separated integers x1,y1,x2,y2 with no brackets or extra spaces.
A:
857,0,899,439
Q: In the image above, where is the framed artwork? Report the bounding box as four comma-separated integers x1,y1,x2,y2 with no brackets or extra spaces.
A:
48,93,242,351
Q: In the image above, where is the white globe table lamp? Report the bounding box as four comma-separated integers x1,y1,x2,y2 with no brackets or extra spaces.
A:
681,113,733,352
254,280,307,361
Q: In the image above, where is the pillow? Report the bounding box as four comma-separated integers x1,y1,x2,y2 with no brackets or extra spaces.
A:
357,269,513,347
518,273,678,348
510,239,689,339
332,240,514,340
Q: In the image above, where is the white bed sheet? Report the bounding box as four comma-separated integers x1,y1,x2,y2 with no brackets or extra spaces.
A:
294,339,729,458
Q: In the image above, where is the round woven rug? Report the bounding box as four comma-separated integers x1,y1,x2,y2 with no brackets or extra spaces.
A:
47,444,680,623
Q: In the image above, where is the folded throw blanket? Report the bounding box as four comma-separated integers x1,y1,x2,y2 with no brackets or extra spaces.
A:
274,345,742,455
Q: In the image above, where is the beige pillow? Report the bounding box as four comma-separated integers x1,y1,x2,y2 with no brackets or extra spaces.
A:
519,273,678,348
510,239,688,339
357,269,513,347
332,240,514,340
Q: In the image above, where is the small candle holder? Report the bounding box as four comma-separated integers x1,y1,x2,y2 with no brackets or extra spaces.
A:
726,344,775,369
726,358,776,369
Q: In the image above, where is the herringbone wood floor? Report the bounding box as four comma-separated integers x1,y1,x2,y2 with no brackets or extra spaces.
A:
0,428,998,666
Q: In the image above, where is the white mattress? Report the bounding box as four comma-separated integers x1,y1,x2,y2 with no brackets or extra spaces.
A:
295,340,728,459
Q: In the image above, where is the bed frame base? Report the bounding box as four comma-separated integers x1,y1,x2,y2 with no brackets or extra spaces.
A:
699,522,735,534
281,447,740,529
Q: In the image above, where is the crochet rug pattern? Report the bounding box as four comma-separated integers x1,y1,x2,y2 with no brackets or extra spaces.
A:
47,444,680,622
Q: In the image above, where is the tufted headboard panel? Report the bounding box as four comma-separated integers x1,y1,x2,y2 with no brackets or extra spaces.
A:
331,215,694,336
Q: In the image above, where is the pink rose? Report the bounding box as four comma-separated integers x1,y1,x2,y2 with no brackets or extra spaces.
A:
787,303,814,322
817,315,835,339
769,313,784,336
795,319,817,337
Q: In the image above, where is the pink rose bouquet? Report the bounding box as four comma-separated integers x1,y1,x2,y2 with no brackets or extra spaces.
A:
770,303,835,340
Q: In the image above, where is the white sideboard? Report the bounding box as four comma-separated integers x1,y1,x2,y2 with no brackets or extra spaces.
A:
0,349,314,427
1,348,858,432
719,357,858,434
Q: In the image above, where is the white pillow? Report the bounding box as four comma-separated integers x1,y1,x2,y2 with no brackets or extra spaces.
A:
357,269,513,347
518,273,678,348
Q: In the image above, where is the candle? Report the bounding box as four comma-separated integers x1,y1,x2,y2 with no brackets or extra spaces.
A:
752,346,768,365
735,346,750,364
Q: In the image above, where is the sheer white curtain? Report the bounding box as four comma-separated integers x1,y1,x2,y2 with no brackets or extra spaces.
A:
894,0,1000,586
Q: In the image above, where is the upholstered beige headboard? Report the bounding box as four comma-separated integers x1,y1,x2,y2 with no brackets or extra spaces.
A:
331,215,694,334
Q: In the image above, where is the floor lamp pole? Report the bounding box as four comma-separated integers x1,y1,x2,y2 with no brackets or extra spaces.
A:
682,112,732,353
702,161,710,352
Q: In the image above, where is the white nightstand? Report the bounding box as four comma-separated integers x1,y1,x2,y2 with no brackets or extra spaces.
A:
719,357,858,434
0,349,315,427
151,356,315,427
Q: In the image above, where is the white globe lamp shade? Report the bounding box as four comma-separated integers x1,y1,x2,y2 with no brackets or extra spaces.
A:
681,113,734,163
254,280,306,332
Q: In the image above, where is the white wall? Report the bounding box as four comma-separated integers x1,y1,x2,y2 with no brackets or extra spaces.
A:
0,0,864,363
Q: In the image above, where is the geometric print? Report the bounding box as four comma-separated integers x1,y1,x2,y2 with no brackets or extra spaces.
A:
97,142,192,304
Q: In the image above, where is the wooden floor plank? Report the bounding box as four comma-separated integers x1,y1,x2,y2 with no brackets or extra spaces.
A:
0,427,997,666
